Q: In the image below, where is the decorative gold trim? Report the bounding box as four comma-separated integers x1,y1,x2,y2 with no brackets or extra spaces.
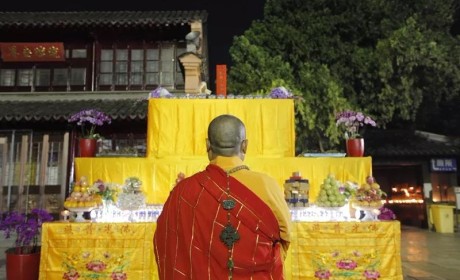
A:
219,165,249,279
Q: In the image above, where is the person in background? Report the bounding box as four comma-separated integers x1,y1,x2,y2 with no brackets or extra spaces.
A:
154,114,291,279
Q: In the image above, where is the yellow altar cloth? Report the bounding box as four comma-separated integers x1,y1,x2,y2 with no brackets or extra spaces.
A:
286,220,403,280
39,220,402,280
75,156,372,204
39,222,157,280
146,98,296,158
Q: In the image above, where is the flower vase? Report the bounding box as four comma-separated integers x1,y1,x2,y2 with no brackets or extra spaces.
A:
101,199,115,215
79,138,97,157
346,138,364,157
360,208,379,221
6,247,41,280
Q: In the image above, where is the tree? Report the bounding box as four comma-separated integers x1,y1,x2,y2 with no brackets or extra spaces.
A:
228,35,294,95
228,0,460,152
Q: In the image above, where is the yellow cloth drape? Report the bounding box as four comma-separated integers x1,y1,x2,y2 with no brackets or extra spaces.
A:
146,98,296,158
285,220,403,280
39,220,402,280
75,156,372,204
39,222,157,280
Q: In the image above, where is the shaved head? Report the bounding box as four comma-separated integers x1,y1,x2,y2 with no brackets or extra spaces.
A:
207,114,247,158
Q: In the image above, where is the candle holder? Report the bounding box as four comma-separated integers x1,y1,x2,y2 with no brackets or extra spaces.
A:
61,210,70,221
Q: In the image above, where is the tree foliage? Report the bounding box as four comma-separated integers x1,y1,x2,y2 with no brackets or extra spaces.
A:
228,0,460,153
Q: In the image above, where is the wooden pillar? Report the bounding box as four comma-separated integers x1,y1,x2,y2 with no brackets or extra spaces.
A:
216,64,227,96
38,134,49,209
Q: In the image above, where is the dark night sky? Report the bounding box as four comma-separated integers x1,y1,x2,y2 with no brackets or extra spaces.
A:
1,1,459,91
1,0,267,91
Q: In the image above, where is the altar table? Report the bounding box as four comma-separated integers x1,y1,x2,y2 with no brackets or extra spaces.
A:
39,220,402,280
75,156,372,204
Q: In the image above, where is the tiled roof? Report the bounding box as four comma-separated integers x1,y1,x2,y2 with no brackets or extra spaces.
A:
0,99,148,122
365,129,460,157
0,11,207,28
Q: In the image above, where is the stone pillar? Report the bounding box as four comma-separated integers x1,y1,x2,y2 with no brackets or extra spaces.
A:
178,53,202,94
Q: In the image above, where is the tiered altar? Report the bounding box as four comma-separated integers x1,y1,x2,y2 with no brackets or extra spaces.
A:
39,98,403,280
75,98,371,203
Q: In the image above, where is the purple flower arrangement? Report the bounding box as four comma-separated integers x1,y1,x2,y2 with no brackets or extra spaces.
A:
149,86,171,98
269,86,293,99
0,208,54,254
335,110,377,139
68,109,111,139
378,206,396,220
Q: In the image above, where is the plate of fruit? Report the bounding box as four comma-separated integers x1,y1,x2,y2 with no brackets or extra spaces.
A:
64,178,101,221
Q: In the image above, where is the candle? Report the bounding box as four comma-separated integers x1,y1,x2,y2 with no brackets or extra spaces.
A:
61,210,70,221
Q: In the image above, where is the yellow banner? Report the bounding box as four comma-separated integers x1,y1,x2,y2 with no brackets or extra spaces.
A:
146,99,296,158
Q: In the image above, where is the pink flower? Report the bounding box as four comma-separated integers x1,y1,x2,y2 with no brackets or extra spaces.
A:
336,259,358,270
353,250,362,257
111,272,127,280
86,260,107,272
364,269,380,279
314,269,332,279
63,269,80,280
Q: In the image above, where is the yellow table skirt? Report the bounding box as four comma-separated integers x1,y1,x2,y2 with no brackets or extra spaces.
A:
39,222,157,280
285,220,403,280
75,156,372,204
39,220,402,280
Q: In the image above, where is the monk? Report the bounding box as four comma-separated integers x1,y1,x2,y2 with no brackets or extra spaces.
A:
154,114,291,279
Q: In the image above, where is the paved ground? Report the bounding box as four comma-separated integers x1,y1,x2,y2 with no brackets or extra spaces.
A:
0,225,458,279
400,225,460,280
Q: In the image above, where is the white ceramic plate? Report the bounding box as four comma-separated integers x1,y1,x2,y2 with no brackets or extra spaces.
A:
302,153,346,158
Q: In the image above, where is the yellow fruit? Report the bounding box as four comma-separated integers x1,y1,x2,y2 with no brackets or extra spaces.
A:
70,192,80,198
73,186,81,192
66,201,77,208
371,183,380,189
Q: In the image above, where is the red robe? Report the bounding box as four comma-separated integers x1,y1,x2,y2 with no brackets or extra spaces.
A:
154,164,284,279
